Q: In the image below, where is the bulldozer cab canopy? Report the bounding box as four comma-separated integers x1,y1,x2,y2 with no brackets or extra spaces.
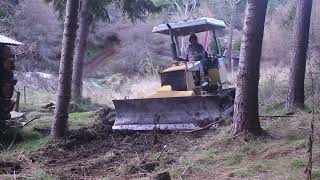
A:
152,17,226,37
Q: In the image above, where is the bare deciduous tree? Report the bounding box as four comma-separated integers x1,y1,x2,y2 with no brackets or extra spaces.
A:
51,0,80,138
226,0,241,71
169,0,198,55
232,0,268,135
170,0,198,20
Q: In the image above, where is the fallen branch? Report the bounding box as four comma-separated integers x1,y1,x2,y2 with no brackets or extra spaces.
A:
182,118,225,133
183,122,216,133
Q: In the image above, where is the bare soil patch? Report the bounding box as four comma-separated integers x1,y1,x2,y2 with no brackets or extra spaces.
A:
30,107,207,179
31,129,203,179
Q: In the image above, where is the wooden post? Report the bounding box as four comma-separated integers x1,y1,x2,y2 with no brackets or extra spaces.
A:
23,86,26,104
15,91,20,112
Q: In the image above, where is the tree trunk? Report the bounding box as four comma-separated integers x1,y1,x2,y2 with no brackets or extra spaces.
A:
287,0,313,112
232,0,268,135
227,6,235,72
72,0,93,98
51,0,80,139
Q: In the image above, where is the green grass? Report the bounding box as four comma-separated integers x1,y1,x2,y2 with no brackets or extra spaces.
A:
206,148,217,158
260,102,287,116
263,122,273,132
16,136,49,152
70,97,101,113
25,110,96,130
286,139,308,147
1,109,96,155
69,111,96,129
230,163,271,178
250,163,271,173
31,169,54,180
17,89,54,109
239,142,264,155
232,168,251,177
291,159,306,170
12,129,48,152
0,128,49,157
192,163,209,173
312,170,320,179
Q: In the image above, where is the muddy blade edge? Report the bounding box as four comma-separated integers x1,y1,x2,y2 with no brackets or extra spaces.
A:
112,96,227,131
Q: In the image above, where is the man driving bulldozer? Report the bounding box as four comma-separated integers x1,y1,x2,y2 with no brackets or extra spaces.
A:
186,34,205,62
113,17,234,131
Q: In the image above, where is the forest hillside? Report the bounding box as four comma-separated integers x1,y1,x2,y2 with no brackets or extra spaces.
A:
1,0,320,179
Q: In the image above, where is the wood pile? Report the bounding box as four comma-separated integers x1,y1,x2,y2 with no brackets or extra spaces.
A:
0,45,17,131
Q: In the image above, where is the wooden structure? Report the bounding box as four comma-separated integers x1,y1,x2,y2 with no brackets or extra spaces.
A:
0,35,23,131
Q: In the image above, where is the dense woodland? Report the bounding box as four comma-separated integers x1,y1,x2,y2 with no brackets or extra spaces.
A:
1,0,320,179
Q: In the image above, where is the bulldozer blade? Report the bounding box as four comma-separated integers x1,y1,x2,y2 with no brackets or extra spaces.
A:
113,95,231,131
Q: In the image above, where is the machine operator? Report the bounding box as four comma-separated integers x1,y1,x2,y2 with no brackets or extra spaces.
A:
186,34,205,62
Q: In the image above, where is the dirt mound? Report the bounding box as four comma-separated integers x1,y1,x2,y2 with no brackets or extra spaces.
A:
93,106,116,133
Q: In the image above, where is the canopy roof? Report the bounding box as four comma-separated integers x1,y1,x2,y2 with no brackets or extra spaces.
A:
152,17,226,37
0,35,24,46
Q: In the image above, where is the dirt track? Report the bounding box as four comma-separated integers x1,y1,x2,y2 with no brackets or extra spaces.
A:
85,47,118,74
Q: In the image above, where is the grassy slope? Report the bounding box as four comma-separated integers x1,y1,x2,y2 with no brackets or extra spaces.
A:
170,114,320,179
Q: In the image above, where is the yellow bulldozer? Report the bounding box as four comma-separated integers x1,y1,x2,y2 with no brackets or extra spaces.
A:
113,17,235,130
